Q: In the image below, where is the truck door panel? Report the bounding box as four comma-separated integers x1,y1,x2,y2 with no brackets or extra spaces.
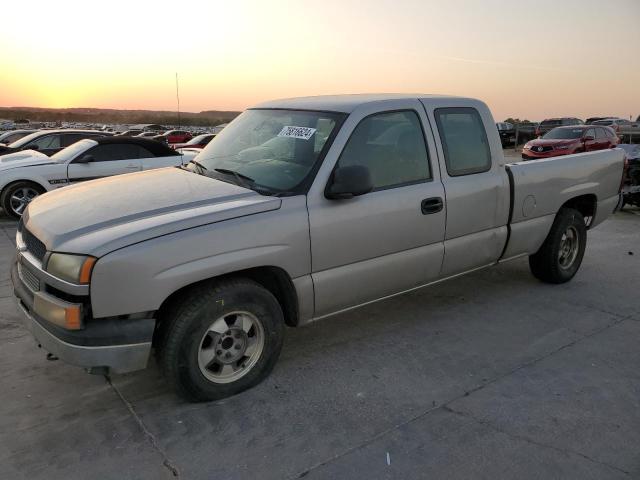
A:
428,105,510,276
307,105,445,318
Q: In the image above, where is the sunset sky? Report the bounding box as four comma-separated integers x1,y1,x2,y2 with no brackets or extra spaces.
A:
1,0,638,121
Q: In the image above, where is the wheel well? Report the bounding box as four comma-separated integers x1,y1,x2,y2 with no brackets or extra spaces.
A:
560,194,597,227
156,266,300,331
1,179,47,197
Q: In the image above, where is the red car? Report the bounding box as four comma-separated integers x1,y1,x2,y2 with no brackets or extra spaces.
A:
522,125,619,160
162,130,193,144
171,133,216,150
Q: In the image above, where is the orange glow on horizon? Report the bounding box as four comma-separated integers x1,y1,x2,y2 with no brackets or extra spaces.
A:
1,0,639,121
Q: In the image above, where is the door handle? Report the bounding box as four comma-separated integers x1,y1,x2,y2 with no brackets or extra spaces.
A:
125,163,139,170
421,197,443,215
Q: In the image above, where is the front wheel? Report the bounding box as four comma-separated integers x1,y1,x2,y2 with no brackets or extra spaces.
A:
156,278,285,402
1,181,45,219
529,208,587,284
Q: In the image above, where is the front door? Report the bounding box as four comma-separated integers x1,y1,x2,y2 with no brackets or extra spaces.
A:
307,106,446,318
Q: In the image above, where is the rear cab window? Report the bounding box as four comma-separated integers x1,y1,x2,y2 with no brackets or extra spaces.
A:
434,107,491,176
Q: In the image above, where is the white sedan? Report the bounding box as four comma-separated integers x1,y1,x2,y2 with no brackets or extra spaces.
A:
0,137,198,218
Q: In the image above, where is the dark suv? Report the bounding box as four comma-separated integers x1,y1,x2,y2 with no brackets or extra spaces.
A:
0,130,110,157
535,117,583,137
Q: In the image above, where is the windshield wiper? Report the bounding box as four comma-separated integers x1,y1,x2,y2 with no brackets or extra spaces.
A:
213,168,255,189
189,159,209,174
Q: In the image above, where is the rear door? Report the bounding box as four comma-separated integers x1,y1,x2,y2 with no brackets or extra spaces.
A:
427,104,510,276
594,127,609,150
67,143,142,183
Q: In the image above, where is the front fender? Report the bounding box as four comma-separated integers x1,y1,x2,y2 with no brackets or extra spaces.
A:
90,196,310,317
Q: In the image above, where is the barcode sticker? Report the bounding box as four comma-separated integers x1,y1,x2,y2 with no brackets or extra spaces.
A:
277,126,316,140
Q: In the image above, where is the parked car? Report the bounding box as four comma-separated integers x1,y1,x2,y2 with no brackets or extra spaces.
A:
617,144,640,209
162,130,193,144
535,117,583,137
115,129,144,137
592,118,632,134
0,137,198,218
11,94,623,401
0,130,109,157
522,125,619,160
513,122,538,144
151,134,169,145
0,130,34,146
496,122,515,147
586,117,613,125
171,133,216,149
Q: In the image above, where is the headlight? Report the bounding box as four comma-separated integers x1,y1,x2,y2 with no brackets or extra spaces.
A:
523,144,531,150
46,253,96,284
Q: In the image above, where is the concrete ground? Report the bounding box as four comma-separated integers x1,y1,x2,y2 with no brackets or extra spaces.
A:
1,206,639,480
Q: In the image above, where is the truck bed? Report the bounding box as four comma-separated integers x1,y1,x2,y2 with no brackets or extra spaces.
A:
501,148,624,260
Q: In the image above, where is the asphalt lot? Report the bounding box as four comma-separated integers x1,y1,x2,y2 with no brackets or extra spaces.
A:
1,203,640,479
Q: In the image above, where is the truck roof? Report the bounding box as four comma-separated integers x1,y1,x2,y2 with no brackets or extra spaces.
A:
253,93,470,113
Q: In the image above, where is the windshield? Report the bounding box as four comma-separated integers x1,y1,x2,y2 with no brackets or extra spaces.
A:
540,120,561,127
8,131,45,148
50,139,95,163
593,120,613,126
542,128,584,140
191,109,344,194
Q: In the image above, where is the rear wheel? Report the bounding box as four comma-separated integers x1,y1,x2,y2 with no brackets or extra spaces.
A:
1,181,45,219
529,208,587,284
156,278,285,402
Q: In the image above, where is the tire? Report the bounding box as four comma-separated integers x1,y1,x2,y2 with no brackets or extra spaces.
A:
1,181,45,219
156,278,285,402
529,208,587,284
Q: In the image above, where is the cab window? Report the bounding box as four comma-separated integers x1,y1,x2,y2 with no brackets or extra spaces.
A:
435,107,491,176
337,110,431,191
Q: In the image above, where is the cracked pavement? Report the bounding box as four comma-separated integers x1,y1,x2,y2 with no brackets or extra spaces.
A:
1,208,639,479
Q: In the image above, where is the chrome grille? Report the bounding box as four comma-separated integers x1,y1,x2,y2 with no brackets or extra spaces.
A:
18,263,40,292
22,229,46,261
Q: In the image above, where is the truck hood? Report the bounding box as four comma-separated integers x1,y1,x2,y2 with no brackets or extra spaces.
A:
0,150,53,170
23,167,282,257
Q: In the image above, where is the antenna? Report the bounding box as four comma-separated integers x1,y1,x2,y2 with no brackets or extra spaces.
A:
175,72,181,128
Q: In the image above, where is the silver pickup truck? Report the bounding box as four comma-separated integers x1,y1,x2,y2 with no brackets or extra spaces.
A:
11,94,624,401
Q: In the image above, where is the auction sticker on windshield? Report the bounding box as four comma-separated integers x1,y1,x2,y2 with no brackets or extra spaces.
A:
277,126,316,140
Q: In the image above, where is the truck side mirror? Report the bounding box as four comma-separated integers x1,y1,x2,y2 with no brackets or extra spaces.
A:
75,154,94,164
325,165,374,200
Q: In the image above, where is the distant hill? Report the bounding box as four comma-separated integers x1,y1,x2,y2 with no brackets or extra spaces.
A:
0,106,240,127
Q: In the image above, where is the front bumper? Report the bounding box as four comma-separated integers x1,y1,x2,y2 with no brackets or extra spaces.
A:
521,150,571,160
11,258,154,374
